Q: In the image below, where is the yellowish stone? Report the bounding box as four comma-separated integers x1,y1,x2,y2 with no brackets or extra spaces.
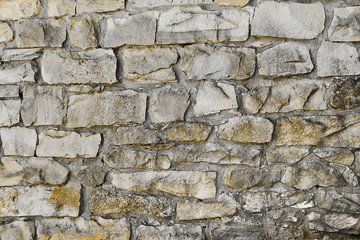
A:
177,201,235,220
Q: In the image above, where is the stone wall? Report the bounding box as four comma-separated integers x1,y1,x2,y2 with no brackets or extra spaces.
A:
0,0,360,239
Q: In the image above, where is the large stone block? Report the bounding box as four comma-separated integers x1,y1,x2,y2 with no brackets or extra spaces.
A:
66,91,146,128
77,0,124,13
0,0,42,20
328,7,360,42
0,127,37,156
177,201,236,220
0,221,33,240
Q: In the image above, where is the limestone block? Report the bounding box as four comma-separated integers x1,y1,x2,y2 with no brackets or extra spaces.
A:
328,7,360,42
0,22,13,43
1,49,41,62
314,148,354,166
215,0,249,7
266,147,310,165
0,157,24,187
0,86,19,98
48,0,76,17
135,224,202,240
77,0,124,13
163,123,211,142
0,221,33,240
0,0,42,20
77,166,106,187
0,62,35,84
0,100,20,126
113,126,159,145
0,127,37,156
127,0,212,9
308,212,360,234
314,189,360,213
177,201,236,220
68,16,98,50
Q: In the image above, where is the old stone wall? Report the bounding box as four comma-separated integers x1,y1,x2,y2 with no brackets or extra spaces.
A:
0,0,360,239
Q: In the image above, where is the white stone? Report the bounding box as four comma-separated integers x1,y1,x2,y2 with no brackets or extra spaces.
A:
68,16,98,50
1,127,37,157
0,100,20,126
1,49,41,62
0,157,24,187
218,9,249,42
328,7,360,42
0,85,18,98
0,63,35,84
177,201,236,220
127,0,212,9
77,0,124,13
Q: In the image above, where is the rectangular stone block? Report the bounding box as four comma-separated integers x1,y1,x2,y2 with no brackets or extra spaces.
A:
0,86,19,98
68,16,98,50
1,127,37,156
328,7,360,42
36,130,101,158
1,49,41,62
111,171,216,199
135,224,203,240
41,49,117,85
0,22,13,43
0,62,35,84
0,185,80,217
66,91,147,128
127,0,212,9
0,0,42,20
47,0,76,17
0,100,20,126
177,201,235,220
77,0,124,13
112,126,160,145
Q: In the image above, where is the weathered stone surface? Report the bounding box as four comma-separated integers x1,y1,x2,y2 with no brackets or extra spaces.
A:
1,127,37,156
41,49,117,85
243,80,327,113
157,7,249,44
67,91,146,128
104,149,171,170
135,224,203,240
266,147,310,165
48,0,76,17
21,86,65,126
317,42,360,77
193,81,238,116
127,0,212,9
77,0,124,13
0,221,33,240
0,158,24,187
331,163,358,187
215,0,249,7
281,155,343,190
308,212,360,234
77,166,106,187
314,148,354,166
251,1,325,39
16,19,66,48
111,171,216,199
275,117,324,146
0,86,19,98
163,123,211,142
223,168,281,190
218,116,274,143
0,22,13,43
36,130,101,158
182,44,255,81
328,78,360,110
66,86,101,94
69,16,98,50
323,122,360,148
37,217,130,240
101,13,156,48
148,86,190,124
328,7,360,42
113,126,160,145
88,187,174,217
0,0,42,20
123,47,178,83
314,189,360,213
0,100,20,126
177,201,236,220
0,184,80,217
1,49,41,62
0,62,35,84
258,42,314,77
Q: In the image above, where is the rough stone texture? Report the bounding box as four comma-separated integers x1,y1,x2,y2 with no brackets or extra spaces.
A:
322,121,360,148
135,224,203,240
308,212,360,234
314,148,354,166
317,42,360,77
16,19,66,48
0,100,20,126
193,81,238,116
101,13,156,48
0,85,19,98
177,201,236,220
182,44,255,81
218,116,274,143
77,166,106,187
47,0,76,17
148,86,190,124
258,42,314,77
328,7,360,42
0,221,33,240
41,50,117,85
77,0,124,13
67,91,146,128
36,130,101,158
111,171,216,199
113,126,159,145
127,0,212,9
0,0,42,20
123,47,178,83
252,1,325,39
314,189,360,213
266,147,310,165
68,16,98,50
0,22,13,43
0,157,24,187
223,168,281,190
215,0,249,7
0,184,80,217
163,123,211,142
1,127,37,156
0,63,35,84
1,49,41,62
328,77,360,110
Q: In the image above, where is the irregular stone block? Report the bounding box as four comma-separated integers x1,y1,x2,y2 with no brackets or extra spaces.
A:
0,185,80,217
21,86,66,126
127,0,212,9
281,155,343,190
314,189,360,213
0,86,19,98
88,187,174,217
101,13,156,48
77,166,106,187
111,171,216,199
0,100,20,126
67,91,146,128
36,130,101,158
163,123,211,142
215,0,249,7
218,9,250,42
328,77,360,110
135,224,202,240
223,168,281,190
68,16,98,50
308,212,360,234
148,86,190,124
48,0,75,17
317,42,360,77
323,122,360,148
266,147,310,165
0,62,35,84
37,217,130,240
251,1,325,39
77,0,124,13
1,127,37,156
0,0,42,20
182,44,255,81
113,126,160,145
16,19,66,48
41,49,117,85
328,7,360,42
0,221,33,240
193,81,238,116
314,148,354,166
0,157,24,187
123,47,178,83
0,22,13,43
258,42,314,77
104,149,170,170
1,49,41,62
177,201,235,220
218,116,274,143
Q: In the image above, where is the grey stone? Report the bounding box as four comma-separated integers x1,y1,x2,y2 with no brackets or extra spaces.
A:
77,0,124,13
328,77,360,110
1,49,42,61
1,127,37,157
135,224,202,240
177,201,236,220
77,166,106,187
68,16,98,50
0,0,42,20
0,62,35,84
127,0,212,9
314,148,354,166
0,86,19,98
328,7,360,42
266,147,310,165
0,157,24,187
163,123,211,142
308,212,360,234
314,189,360,213
0,100,20,126
0,221,33,240
113,126,159,145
